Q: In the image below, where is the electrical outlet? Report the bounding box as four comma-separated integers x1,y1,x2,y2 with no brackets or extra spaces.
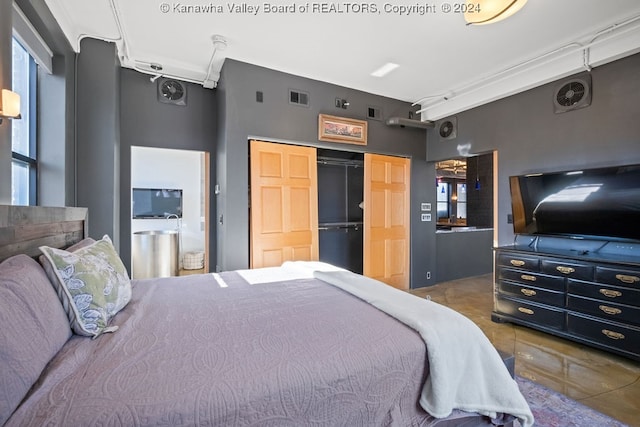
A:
426,271,431,279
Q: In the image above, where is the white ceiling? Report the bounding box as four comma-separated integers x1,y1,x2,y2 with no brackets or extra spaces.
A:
44,0,640,120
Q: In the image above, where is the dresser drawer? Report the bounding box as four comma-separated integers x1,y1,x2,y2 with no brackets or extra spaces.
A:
567,313,640,355
596,266,640,288
497,253,540,271
498,268,565,292
496,296,565,330
541,259,594,281
498,280,564,307
567,295,640,326
568,279,640,307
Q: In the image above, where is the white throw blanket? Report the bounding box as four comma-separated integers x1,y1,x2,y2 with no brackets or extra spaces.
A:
281,262,533,427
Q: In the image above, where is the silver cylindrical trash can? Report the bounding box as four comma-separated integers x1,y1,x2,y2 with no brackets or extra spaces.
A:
132,230,179,279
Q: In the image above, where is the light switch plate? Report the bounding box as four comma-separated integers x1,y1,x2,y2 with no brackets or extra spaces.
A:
421,213,432,222
421,203,431,211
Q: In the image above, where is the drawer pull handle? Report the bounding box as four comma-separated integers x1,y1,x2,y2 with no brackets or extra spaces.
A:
615,274,639,284
520,289,537,297
556,266,575,274
599,289,622,298
510,260,525,267
521,274,537,282
518,307,534,315
599,305,622,316
602,329,625,340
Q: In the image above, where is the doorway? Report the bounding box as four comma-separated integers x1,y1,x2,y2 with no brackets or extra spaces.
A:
130,146,210,277
433,151,496,283
435,152,494,230
317,148,364,274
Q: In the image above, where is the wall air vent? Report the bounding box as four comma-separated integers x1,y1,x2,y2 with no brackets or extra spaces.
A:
367,106,382,121
289,89,309,107
437,117,457,141
554,73,592,114
158,78,187,106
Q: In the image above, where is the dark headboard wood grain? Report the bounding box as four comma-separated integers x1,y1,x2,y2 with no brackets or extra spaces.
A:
0,205,88,262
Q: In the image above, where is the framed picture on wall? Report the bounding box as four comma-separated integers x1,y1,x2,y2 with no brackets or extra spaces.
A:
318,114,368,145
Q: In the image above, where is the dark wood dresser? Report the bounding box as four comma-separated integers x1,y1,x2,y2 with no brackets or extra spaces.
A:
493,235,640,361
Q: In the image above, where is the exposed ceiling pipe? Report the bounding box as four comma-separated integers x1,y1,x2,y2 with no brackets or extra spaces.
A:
414,42,582,111
107,0,130,59
414,13,640,114
108,0,225,89
202,35,228,89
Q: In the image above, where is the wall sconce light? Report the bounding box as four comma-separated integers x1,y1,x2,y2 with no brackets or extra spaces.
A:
464,0,528,25
0,89,21,125
335,98,349,109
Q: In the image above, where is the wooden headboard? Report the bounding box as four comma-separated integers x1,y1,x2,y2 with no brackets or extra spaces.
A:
0,205,88,263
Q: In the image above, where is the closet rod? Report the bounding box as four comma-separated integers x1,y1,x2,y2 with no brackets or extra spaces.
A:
317,156,363,168
318,221,363,231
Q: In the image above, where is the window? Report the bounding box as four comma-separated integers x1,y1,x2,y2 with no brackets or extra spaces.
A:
456,182,467,220
11,38,37,205
437,182,450,220
437,179,468,225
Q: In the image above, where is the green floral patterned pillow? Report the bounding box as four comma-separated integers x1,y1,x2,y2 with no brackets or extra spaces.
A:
40,235,132,337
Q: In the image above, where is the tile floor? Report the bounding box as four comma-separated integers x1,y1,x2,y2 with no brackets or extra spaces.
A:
410,274,640,427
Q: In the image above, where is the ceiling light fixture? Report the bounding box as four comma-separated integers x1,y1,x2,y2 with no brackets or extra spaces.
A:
0,89,21,125
464,0,528,25
371,62,399,77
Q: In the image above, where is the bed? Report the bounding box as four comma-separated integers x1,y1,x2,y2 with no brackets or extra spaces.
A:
0,205,533,427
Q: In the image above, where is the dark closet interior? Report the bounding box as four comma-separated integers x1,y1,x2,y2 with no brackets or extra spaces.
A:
317,148,364,274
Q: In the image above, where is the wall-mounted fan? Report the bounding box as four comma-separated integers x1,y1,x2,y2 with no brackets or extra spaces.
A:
437,117,457,141
157,78,187,106
553,73,591,113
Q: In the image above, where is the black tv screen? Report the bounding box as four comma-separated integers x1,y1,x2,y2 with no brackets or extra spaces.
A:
509,164,640,242
132,188,183,219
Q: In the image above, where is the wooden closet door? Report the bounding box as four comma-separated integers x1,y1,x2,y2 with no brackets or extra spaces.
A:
250,140,319,268
363,153,411,289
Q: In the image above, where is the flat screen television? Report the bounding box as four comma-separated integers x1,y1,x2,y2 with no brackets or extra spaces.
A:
132,188,183,219
509,164,640,242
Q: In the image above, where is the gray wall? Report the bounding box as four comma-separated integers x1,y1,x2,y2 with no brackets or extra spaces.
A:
118,68,217,273
427,53,640,256
76,38,120,245
466,152,493,228
436,229,493,283
216,59,436,287
38,53,76,207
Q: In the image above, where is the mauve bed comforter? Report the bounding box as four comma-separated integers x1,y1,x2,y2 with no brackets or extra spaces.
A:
7,271,490,426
